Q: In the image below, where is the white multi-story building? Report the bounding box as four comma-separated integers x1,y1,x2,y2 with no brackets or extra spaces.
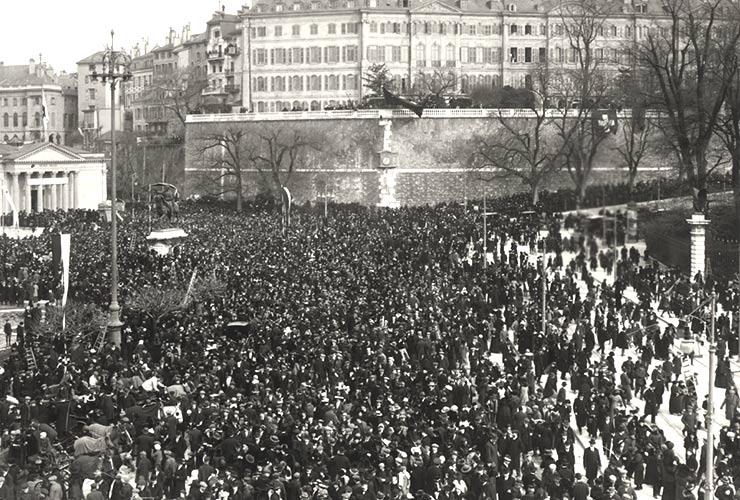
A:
238,0,667,112
0,59,78,146
203,12,245,112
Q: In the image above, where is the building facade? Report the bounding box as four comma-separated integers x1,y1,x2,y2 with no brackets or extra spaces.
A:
203,12,245,112
127,52,155,134
77,51,126,145
0,60,77,146
239,0,661,112
0,142,107,214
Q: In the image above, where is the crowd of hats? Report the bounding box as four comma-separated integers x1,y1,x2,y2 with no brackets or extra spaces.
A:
0,201,737,500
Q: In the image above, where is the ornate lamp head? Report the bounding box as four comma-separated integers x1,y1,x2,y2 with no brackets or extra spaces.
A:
89,31,133,86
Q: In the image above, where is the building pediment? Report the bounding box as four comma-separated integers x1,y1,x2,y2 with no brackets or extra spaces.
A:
2,142,85,163
411,0,462,13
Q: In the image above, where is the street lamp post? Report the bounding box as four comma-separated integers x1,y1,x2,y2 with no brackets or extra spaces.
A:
90,31,132,347
706,293,717,500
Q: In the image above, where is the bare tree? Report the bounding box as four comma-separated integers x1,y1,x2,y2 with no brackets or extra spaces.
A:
249,123,325,197
637,0,740,197
614,110,654,202
192,126,253,212
551,0,617,207
150,67,209,138
411,70,458,107
127,286,186,327
472,68,565,205
31,301,106,339
712,4,740,228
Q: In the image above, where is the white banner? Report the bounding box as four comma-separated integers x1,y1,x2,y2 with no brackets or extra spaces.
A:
2,183,19,227
61,233,70,308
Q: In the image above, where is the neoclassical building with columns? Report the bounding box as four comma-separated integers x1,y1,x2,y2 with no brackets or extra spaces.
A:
0,142,107,214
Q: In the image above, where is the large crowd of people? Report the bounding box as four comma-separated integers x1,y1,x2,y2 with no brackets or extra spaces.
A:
0,199,737,500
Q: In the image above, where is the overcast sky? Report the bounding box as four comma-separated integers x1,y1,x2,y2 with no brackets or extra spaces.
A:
3,0,244,74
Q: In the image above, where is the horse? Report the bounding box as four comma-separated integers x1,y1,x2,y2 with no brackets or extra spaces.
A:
160,403,183,423
73,435,114,457
154,192,180,222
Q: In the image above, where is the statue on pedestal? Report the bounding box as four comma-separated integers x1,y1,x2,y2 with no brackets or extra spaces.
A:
146,182,187,256
150,183,180,224
692,187,708,215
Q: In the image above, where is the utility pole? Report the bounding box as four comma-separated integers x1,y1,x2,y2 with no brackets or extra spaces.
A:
463,171,468,211
602,186,606,242
483,191,487,269
613,212,619,279
542,227,547,338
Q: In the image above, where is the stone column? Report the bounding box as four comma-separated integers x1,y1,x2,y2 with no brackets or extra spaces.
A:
24,174,32,213
378,168,400,208
66,172,74,209
376,116,400,208
50,178,58,211
11,173,20,212
61,174,69,211
73,171,80,209
0,173,5,216
687,213,711,280
36,184,44,212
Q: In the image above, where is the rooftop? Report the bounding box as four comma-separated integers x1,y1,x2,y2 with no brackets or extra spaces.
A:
152,43,174,53
242,0,668,15
0,142,52,161
184,33,208,46
77,51,106,66
0,63,57,87
208,11,241,24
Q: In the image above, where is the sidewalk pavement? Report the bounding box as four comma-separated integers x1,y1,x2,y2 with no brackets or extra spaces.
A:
502,228,726,500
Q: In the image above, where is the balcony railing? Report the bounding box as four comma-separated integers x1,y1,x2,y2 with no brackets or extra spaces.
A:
416,60,426,67
207,50,224,61
187,109,673,125
431,60,442,67
225,85,241,94
225,47,241,56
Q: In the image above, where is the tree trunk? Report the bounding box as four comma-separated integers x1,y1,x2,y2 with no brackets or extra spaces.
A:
575,179,588,210
236,176,243,213
734,154,740,238
530,182,540,206
628,169,636,204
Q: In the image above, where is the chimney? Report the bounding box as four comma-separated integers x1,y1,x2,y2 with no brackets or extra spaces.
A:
29,58,36,76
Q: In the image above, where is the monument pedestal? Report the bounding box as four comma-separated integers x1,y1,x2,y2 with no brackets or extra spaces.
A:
146,228,188,256
686,213,710,279
377,150,399,208
98,200,125,222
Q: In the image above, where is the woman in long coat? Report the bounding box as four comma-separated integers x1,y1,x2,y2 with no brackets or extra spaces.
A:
668,382,685,415
644,446,662,488
721,386,740,422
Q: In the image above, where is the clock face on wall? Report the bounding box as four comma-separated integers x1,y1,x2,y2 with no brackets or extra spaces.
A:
382,156,391,166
